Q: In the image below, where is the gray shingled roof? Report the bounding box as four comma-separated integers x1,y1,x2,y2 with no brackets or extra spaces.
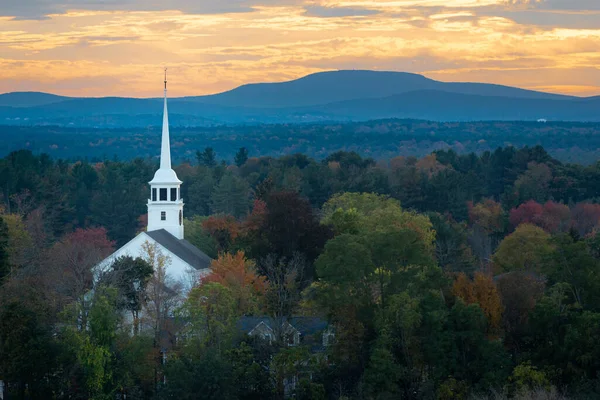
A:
146,229,212,271
237,316,328,335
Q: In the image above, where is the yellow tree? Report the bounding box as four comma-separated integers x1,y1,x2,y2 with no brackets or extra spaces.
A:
492,224,553,274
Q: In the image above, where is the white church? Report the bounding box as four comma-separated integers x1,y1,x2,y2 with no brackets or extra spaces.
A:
96,73,212,287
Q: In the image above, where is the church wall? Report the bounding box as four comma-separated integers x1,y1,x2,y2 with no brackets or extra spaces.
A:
96,233,198,291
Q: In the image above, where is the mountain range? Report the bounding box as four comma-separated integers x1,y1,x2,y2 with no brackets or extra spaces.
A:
1,70,598,127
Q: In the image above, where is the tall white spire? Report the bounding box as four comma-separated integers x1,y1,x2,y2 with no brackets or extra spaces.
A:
148,67,184,239
150,67,181,185
160,67,172,170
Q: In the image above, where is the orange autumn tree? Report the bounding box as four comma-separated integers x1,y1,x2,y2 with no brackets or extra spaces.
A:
203,251,266,315
452,272,504,336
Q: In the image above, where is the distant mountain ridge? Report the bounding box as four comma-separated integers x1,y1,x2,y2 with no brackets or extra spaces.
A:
0,70,596,127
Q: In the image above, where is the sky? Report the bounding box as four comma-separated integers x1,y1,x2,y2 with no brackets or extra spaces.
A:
0,0,599,97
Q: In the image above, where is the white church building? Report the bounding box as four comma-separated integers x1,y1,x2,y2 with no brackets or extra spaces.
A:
96,73,212,287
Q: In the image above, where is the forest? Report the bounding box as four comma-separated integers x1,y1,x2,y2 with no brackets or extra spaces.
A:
2,145,600,399
2,119,600,165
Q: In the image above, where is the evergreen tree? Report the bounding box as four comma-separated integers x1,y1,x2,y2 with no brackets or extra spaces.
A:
210,173,251,219
197,147,217,167
234,147,249,167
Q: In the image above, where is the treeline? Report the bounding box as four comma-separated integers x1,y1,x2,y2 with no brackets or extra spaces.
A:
2,146,600,398
2,119,600,164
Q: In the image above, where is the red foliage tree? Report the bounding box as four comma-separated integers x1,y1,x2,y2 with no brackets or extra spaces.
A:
202,214,240,252
46,227,115,305
242,199,267,234
510,200,572,234
509,200,543,229
571,203,600,237
539,201,571,233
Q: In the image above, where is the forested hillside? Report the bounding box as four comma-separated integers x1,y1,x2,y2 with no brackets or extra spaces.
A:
2,146,600,399
2,119,600,165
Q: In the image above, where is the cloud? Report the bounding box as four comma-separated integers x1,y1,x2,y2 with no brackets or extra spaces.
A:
304,5,380,17
0,0,268,19
0,0,599,96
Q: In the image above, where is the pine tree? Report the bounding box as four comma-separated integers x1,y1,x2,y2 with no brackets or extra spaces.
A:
209,173,251,218
197,147,217,167
234,147,249,167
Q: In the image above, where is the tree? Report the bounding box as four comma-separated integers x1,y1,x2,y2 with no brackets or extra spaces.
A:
322,192,435,247
235,147,249,167
204,251,266,315
227,342,273,400
197,147,217,167
0,216,9,284
452,272,504,336
159,351,233,400
428,213,475,273
251,191,331,280
544,234,600,309
210,172,251,218
186,168,216,216
571,203,600,237
202,214,241,253
140,241,182,344
261,253,305,338
181,283,237,353
183,216,218,258
58,287,122,400
46,227,115,321
106,256,154,334
492,224,553,274
1,213,32,271
514,162,552,204
496,272,545,346
361,334,401,399
510,200,572,234
509,200,544,229
0,299,59,399
467,199,506,267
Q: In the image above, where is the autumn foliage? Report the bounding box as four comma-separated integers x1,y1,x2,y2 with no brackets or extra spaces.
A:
204,251,266,314
202,214,240,252
452,272,504,335
468,199,505,234
509,200,571,234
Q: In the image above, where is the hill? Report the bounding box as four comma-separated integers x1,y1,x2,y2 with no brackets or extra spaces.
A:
0,91,70,107
0,70,596,127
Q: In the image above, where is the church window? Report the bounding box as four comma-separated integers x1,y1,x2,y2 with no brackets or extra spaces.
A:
171,188,177,201
179,210,182,226
161,211,166,221
152,188,157,202
160,188,167,201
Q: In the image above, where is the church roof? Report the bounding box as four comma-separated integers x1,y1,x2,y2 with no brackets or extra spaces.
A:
145,229,212,271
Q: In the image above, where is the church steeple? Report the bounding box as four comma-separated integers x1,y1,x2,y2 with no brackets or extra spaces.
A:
148,69,184,239
160,68,172,170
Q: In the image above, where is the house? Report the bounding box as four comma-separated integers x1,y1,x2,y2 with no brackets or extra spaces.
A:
238,316,333,351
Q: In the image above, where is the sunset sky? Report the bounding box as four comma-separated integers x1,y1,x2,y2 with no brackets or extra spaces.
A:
1,0,599,97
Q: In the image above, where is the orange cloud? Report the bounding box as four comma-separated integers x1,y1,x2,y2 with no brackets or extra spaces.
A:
0,1,598,97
